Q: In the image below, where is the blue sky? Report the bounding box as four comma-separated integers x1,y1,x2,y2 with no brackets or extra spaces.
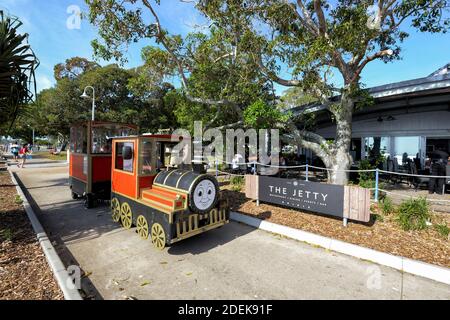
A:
2,0,450,94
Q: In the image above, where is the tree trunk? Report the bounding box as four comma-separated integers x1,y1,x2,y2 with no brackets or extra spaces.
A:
325,96,354,185
327,149,353,185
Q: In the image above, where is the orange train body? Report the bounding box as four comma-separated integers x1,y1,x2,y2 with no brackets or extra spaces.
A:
109,135,229,250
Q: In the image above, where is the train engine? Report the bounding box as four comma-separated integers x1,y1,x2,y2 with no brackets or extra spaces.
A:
110,134,229,250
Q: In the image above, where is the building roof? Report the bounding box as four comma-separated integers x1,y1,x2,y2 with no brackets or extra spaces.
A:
368,63,450,99
291,63,450,115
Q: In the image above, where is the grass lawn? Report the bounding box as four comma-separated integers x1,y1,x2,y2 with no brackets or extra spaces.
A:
32,151,67,161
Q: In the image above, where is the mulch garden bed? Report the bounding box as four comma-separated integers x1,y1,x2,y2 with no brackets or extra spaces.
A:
221,182,450,268
0,171,63,300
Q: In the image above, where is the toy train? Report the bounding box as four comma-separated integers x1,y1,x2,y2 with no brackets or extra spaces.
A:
69,122,229,249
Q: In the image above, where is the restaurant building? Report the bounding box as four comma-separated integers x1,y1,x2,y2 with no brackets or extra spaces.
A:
292,63,450,169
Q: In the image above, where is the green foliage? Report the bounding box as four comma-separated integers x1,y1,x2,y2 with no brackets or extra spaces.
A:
434,223,450,239
396,197,430,231
0,11,39,134
230,176,244,192
243,99,289,129
54,57,99,81
380,196,396,216
17,59,181,140
358,159,375,187
372,214,384,222
278,87,317,111
0,228,13,241
86,2,275,129
14,195,23,205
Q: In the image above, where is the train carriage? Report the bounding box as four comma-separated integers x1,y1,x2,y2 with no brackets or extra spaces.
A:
69,121,138,208
110,134,229,250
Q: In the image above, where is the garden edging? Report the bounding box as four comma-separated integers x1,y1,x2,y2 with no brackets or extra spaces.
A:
9,170,82,300
230,211,450,285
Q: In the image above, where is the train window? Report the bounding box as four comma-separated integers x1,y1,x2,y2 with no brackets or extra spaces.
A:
69,127,76,152
76,126,87,154
140,140,153,175
91,125,137,154
156,142,178,169
92,126,112,154
115,142,134,173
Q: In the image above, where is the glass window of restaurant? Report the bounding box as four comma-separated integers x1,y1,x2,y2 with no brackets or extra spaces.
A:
392,136,420,165
362,136,424,170
364,137,390,160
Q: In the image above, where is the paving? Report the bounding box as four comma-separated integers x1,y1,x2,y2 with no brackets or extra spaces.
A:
10,160,450,300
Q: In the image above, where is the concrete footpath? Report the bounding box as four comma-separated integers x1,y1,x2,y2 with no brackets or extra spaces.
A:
11,161,450,300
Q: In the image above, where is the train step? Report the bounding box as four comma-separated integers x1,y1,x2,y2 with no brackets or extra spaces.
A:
141,188,185,212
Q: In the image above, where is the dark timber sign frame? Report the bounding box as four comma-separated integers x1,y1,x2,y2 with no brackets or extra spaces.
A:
245,175,371,223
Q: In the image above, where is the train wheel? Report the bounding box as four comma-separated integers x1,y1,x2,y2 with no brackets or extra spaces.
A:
111,198,121,223
151,223,166,250
136,215,149,240
120,202,133,229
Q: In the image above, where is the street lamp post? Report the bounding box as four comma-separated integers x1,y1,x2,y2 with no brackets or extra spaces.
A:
81,86,96,121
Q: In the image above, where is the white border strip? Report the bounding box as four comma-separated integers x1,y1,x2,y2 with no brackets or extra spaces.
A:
230,212,450,285
8,170,82,300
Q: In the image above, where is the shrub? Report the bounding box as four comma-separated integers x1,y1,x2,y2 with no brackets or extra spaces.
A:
0,228,13,241
396,197,430,231
230,176,244,192
358,159,375,185
380,196,395,215
372,214,384,222
434,223,449,239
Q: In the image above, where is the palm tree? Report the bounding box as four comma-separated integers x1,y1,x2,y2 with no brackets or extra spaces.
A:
0,10,39,132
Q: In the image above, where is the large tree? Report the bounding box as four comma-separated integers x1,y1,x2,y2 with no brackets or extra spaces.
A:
86,1,276,129
86,0,450,184
197,0,450,184
0,10,38,134
31,59,179,140
54,56,99,81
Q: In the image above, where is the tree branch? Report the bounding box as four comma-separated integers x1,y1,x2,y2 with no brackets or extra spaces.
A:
352,49,393,82
313,0,327,35
295,0,319,35
141,0,241,111
254,54,300,87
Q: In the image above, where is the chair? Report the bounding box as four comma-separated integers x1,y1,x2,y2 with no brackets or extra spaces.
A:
386,158,398,184
410,162,430,191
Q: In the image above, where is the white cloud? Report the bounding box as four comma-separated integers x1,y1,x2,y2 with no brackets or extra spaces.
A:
36,75,54,93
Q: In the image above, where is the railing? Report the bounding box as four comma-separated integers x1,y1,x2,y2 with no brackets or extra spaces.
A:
210,160,450,205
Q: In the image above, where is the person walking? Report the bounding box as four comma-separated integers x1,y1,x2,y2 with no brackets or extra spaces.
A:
429,148,449,195
17,143,29,168
11,141,19,162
